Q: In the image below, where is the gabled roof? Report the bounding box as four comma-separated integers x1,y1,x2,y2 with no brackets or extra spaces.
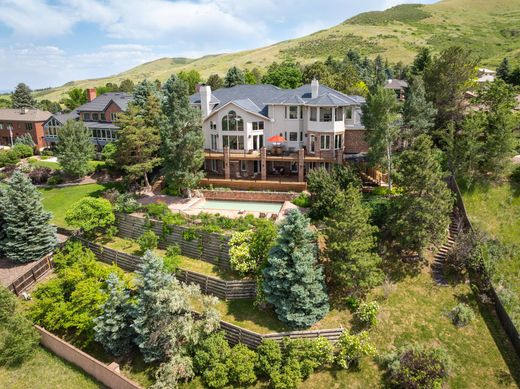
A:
206,100,272,121
77,92,132,112
51,111,79,125
305,93,352,106
385,79,408,90
0,108,51,122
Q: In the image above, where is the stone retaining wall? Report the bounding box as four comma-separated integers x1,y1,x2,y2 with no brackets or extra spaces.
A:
200,189,299,202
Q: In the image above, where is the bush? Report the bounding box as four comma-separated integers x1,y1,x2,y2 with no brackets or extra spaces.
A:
40,155,50,160
256,339,283,377
284,337,334,378
383,344,452,389
449,303,475,327
137,230,158,253
115,193,141,213
229,230,255,275
270,357,302,389
355,301,379,327
65,197,115,237
194,333,231,389
28,167,52,185
12,144,33,158
41,149,54,157
227,343,257,386
146,202,171,218
14,133,35,148
511,165,520,185
335,330,376,369
292,192,311,208
46,175,64,185
0,150,20,167
163,244,182,273
27,157,38,163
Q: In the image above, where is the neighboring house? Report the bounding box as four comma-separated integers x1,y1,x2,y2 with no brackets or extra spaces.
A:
189,80,367,186
384,79,408,100
0,108,52,149
477,68,496,83
43,88,132,151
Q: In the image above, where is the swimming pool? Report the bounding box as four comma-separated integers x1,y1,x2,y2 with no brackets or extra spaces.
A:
196,200,283,213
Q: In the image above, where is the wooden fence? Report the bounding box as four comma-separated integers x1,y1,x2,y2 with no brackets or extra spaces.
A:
448,176,520,358
116,213,231,269
77,238,256,300
7,253,54,296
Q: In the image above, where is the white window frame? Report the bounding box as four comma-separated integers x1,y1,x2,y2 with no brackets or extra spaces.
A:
320,135,331,150
289,132,298,142
110,112,118,122
240,160,247,172
288,106,298,120
334,134,343,149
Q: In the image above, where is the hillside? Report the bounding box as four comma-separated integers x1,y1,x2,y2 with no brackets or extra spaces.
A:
36,0,520,102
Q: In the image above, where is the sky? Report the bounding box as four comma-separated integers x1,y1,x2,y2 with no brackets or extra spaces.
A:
0,0,437,92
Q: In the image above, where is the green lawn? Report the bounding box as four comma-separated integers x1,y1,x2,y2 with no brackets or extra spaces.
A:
39,183,110,227
29,160,61,170
0,346,99,389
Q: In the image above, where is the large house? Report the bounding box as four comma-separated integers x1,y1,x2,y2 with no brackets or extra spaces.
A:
0,108,52,149
189,80,368,187
43,88,132,150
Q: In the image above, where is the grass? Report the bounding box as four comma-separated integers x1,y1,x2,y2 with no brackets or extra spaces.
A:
0,346,99,389
39,183,110,227
28,159,105,171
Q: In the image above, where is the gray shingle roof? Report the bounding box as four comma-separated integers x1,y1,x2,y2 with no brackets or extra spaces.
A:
305,93,351,106
53,111,79,124
384,79,408,90
77,92,132,112
0,108,51,122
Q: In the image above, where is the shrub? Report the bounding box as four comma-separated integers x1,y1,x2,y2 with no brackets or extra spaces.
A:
14,133,35,148
40,149,54,157
137,230,158,252
146,202,171,218
229,230,254,275
383,344,452,389
270,357,302,389
194,333,231,389
12,144,33,158
163,244,182,273
28,167,52,185
27,157,38,163
355,301,379,327
292,192,311,208
65,197,115,237
344,296,361,311
0,150,20,167
335,330,376,369
284,337,334,378
182,228,199,241
115,193,141,213
0,288,16,323
40,155,50,160
46,175,64,185
510,165,520,185
449,303,475,327
226,343,257,386
256,339,282,377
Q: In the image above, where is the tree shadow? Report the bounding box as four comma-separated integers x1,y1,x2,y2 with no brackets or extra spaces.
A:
381,253,425,283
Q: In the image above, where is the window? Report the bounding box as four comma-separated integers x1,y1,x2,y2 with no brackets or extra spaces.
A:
240,160,247,172
210,121,217,130
222,135,244,150
334,134,343,149
210,159,219,172
100,113,106,122
320,107,332,122
110,112,118,122
300,131,303,142
335,107,343,122
289,132,298,142
92,113,99,121
221,110,243,131
287,106,298,119
252,121,264,131
320,135,331,150
25,122,33,131
83,113,91,121
300,107,303,119
7,122,13,130
0,123,3,130
310,107,317,121
345,107,352,119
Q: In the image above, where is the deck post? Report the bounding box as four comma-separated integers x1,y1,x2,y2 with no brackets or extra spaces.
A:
261,147,267,181
224,147,230,179
298,148,305,182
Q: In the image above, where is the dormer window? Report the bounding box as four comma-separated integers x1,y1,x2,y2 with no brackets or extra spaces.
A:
83,113,90,121
222,110,243,131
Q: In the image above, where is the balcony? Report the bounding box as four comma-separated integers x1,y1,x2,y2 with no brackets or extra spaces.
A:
200,173,307,191
204,148,337,162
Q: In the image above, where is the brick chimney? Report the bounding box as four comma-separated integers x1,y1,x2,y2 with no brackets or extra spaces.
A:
86,88,97,102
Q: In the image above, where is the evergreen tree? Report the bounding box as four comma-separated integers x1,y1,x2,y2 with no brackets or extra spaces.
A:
302,62,332,84
38,99,62,114
160,75,204,195
61,88,87,111
362,86,401,190
132,79,159,109
206,74,224,90
14,133,35,148
119,79,135,93
11,83,37,109
0,187,5,258
261,61,303,89
373,55,387,87
55,120,94,178
263,210,329,328
411,47,432,75
94,273,135,357
224,66,245,87
324,186,383,298
390,135,452,256
496,58,511,83
402,76,437,142
0,171,56,262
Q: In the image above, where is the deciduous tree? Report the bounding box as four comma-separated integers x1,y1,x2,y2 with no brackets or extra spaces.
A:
262,61,303,89
206,74,223,90
61,88,87,111
178,70,202,94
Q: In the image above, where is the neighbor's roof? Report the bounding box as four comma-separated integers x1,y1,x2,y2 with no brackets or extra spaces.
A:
77,92,132,112
0,108,52,122
384,79,408,90
52,111,79,124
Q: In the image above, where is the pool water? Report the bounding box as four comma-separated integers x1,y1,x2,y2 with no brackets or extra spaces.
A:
197,200,283,213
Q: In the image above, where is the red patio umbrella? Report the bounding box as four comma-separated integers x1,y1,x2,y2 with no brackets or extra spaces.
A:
267,135,286,143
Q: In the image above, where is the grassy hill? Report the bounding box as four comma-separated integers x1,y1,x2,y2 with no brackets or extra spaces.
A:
36,0,520,102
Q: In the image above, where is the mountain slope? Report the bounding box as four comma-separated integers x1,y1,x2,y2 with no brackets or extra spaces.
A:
36,0,520,102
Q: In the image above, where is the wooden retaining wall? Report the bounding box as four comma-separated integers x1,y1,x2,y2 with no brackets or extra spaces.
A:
116,213,231,269
7,253,54,296
77,238,256,300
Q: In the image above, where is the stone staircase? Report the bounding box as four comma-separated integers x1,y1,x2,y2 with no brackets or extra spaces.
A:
431,209,461,286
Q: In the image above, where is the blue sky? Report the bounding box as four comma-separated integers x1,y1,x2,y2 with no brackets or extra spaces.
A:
0,0,437,91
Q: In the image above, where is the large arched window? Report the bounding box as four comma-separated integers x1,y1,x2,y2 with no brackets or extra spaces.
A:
222,110,243,131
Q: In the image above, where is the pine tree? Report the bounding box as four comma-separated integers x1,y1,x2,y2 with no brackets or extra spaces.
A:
11,83,37,109
324,186,383,298
362,86,401,190
0,187,6,258
55,120,94,177
160,75,204,195
224,66,245,87
496,58,511,83
132,79,159,109
14,133,35,148
411,47,432,75
390,135,453,256
263,210,329,328
94,273,135,357
0,171,56,262
206,74,224,90
402,76,437,142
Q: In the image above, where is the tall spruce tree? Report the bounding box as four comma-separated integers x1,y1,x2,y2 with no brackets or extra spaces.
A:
160,75,204,195
0,171,56,262
402,76,437,142
94,273,135,357
11,83,37,109
324,186,383,298
55,120,94,177
132,79,159,109
411,47,432,75
263,210,329,328
362,86,401,190
0,187,6,257
390,135,452,256
496,58,511,83
224,66,246,87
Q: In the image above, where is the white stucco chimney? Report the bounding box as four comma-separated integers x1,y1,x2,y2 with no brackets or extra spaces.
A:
200,85,211,117
311,78,319,99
